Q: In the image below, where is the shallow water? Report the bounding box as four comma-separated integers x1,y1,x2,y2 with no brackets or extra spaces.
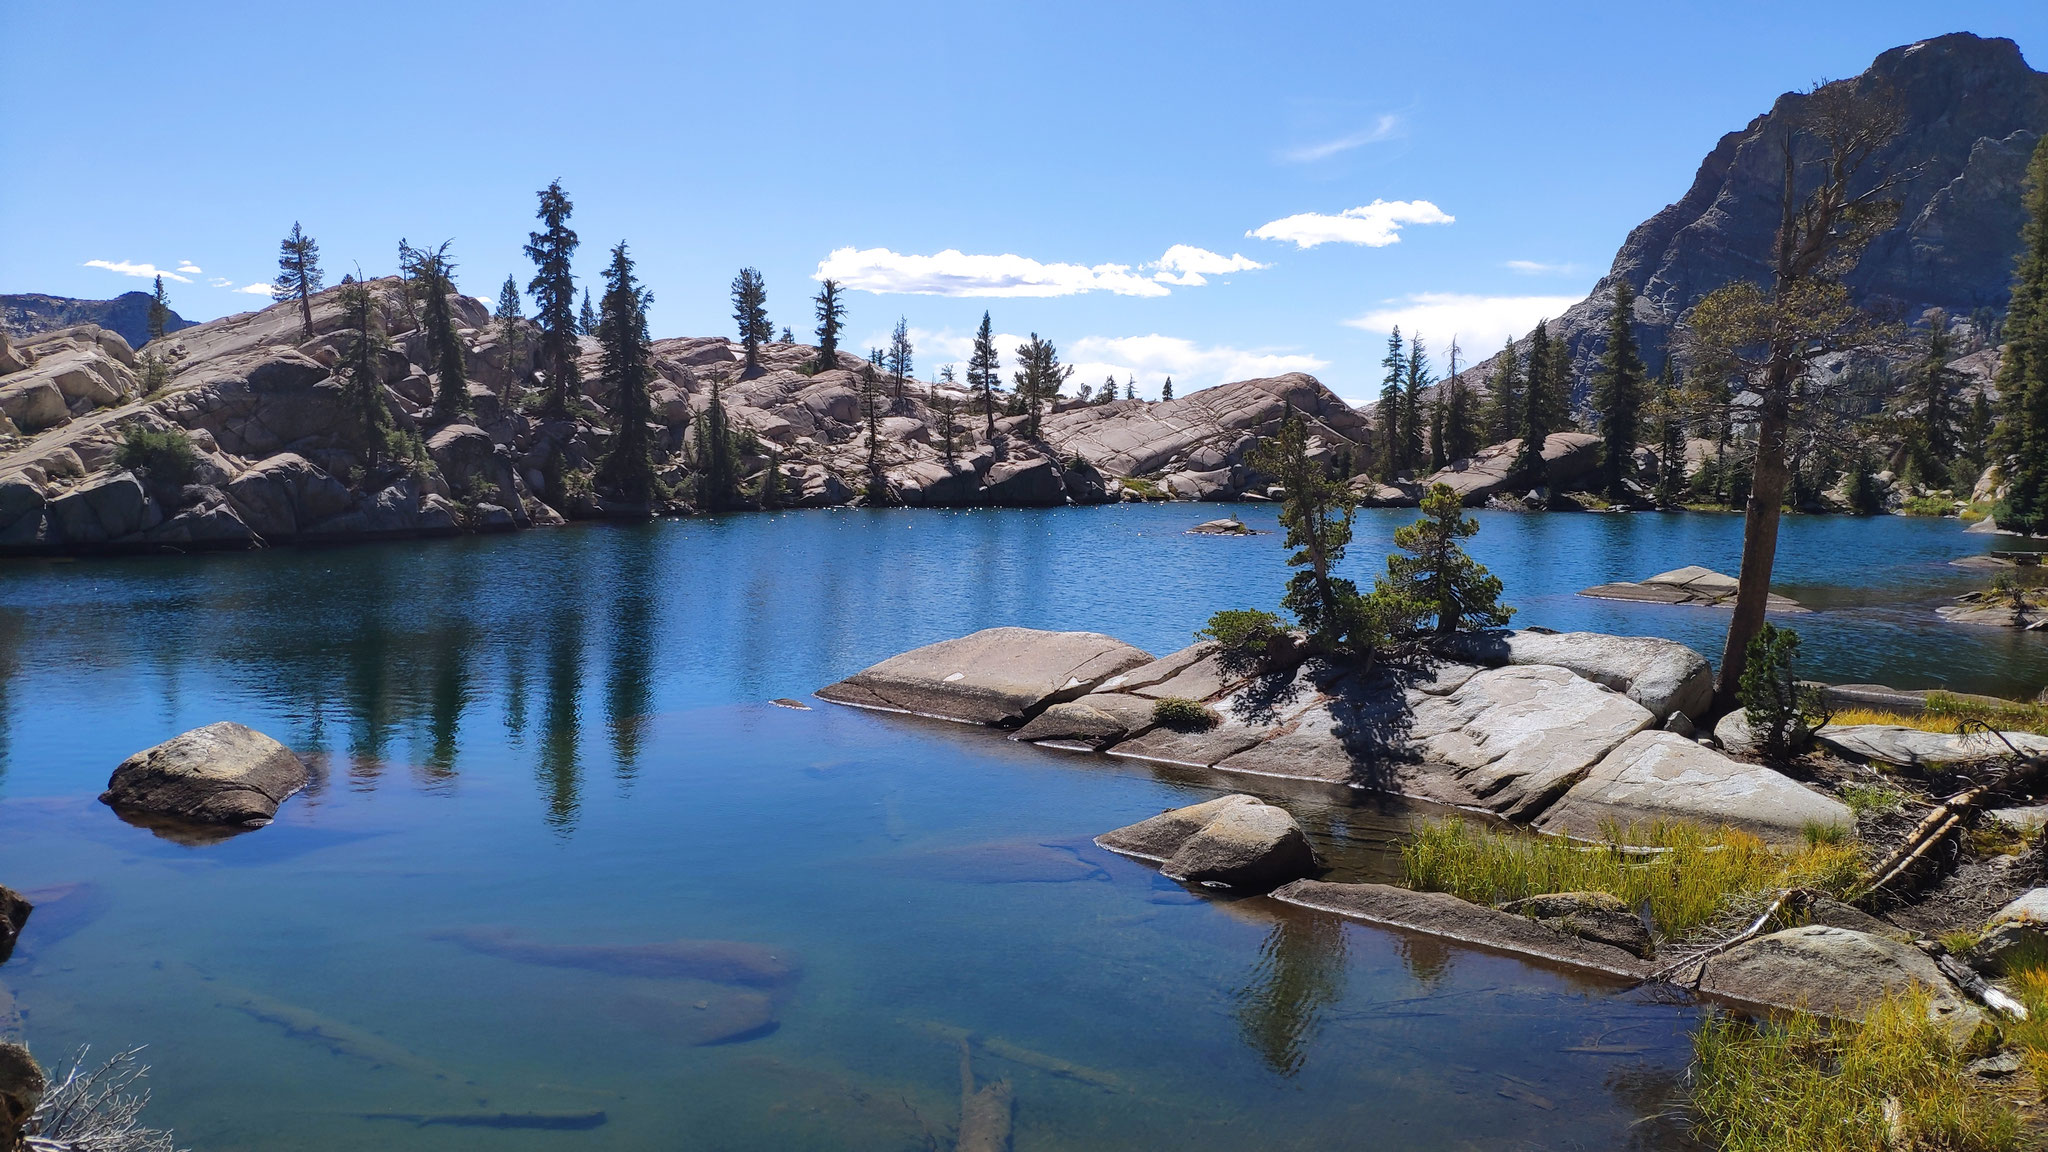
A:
0,505,2035,1150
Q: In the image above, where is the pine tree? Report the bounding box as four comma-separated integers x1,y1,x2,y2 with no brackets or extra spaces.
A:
1513,322,1553,485
271,222,324,339
1011,333,1073,438
1377,327,1405,479
1488,342,1523,444
813,278,846,373
1591,283,1646,502
1956,390,1994,487
524,180,581,418
968,311,999,436
779,325,792,343
1161,377,1174,401
1125,377,1136,401
493,274,525,397
1429,393,1448,472
933,391,961,464
1380,483,1513,634
334,279,391,462
731,267,771,378
887,316,914,403
1901,317,1960,489
594,242,657,506
1442,338,1479,462
147,274,170,342
1402,333,1430,473
578,289,598,336
1995,135,2048,534
694,381,741,510
1246,406,1388,653
860,362,888,501
1654,362,1686,507
759,447,785,509
400,240,470,422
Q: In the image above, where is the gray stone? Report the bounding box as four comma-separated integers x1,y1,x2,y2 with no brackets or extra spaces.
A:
982,457,1067,506
1713,710,1756,755
1445,630,1713,723
1699,925,1982,1046
1498,891,1653,958
816,627,1152,726
1272,880,1651,978
1963,888,2048,975
49,470,158,544
0,377,68,432
100,721,308,827
225,452,352,540
1421,432,1602,504
1188,517,1252,535
1095,794,1318,891
1817,724,2048,769
1406,665,1655,819
1010,694,1155,750
1534,731,1853,844
0,1040,44,1151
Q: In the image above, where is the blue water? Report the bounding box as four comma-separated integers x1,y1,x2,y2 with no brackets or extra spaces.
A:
0,505,2034,1150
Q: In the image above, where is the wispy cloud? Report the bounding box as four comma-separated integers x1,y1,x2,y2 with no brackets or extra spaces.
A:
175,262,203,275
1344,292,1584,357
1149,245,1267,287
207,277,234,288
817,246,1168,298
898,327,1323,397
83,259,191,284
1249,200,1453,249
818,242,1269,298
232,282,275,295
1280,114,1403,163
1505,259,1580,276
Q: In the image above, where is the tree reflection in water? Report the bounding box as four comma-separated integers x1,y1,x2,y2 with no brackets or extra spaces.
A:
1233,907,1348,1077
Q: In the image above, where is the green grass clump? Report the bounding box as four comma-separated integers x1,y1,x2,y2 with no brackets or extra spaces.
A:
1900,494,1957,517
1837,781,1908,818
1401,818,1859,939
1691,987,2022,1152
1924,691,2048,738
1151,697,1217,732
1121,476,1168,500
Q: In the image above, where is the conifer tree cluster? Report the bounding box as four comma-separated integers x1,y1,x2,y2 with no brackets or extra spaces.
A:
694,381,741,510
523,180,582,418
593,242,657,506
1995,133,2048,535
400,239,469,423
1590,283,1646,502
1010,334,1073,437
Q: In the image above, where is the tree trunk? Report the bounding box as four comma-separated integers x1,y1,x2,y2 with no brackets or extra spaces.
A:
299,284,314,340
1713,369,1792,712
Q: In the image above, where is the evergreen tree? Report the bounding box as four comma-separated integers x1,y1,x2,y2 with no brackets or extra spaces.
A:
1900,316,1960,489
1513,321,1554,485
693,381,741,510
1442,338,1480,462
1546,331,1576,432
1995,134,2048,534
1377,327,1405,479
860,362,888,502
779,325,793,343
1380,483,1513,634
933,392,961,464
493,275,525,397
594,242,658,506
1161,377,1174,401
147,274,171,342
1653,362,1686,507
731,267,771,378
887,316,914,402
579,288,598,336
968,311,1000,435
1010,333,1073,438
1956,390,1994,487
334,279,391,461
1488,342,1523,444
1100,374,1117,405
759,448,785,509
813,278,846,373
523,180,581,418
1246,406,1393,653
1591,283,1646,502
1402,333,1430,472
401,240,470,422
1125,377,1136,401
271,222,324,339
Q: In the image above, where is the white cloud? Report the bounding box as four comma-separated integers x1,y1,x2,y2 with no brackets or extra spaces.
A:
1344,292,1584,357
207,277,234,288
175,262,203,275
1148,244,1267,286
1248,199,1454,249
816,246,1168,298
1505,259,1579,276
232,282,276,295
83,259,191,284
1280,114,1403,163
889,327,1323,397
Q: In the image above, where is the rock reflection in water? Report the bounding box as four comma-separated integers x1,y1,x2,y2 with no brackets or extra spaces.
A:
1232,906,1348,1077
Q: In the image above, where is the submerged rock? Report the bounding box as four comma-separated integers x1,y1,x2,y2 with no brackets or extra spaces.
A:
1096,794,1320,891
1698,925,1983,1045
815,627,1152,727
0,889,27,966
436,927,801,986
100,721,307,828
1579,566,1806,614
1272,881,1651,978
1534,731,1852,845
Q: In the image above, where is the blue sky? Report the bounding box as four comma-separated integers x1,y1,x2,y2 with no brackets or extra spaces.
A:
5,1,2044,404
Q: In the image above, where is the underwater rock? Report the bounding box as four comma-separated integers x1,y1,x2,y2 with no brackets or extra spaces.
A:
100,721,306,828
437,927,801,986
817,627,1152,727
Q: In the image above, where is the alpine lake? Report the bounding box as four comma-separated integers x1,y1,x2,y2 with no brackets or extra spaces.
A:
1,503,2042,1151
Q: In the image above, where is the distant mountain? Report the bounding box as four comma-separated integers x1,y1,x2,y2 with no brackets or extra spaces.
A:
1478,32,2048,400
0,291,193,350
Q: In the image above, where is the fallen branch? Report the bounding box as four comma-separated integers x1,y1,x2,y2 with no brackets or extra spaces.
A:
1930,951,2029,1021
1850,786,1987,904
1642,888,1806,987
